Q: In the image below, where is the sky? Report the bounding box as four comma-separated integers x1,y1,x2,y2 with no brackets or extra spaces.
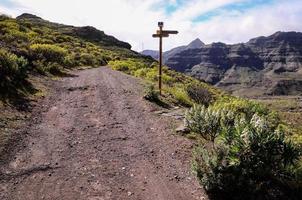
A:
0,0,302,51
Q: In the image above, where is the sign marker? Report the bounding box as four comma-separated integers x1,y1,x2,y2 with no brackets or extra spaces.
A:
152,22,178,95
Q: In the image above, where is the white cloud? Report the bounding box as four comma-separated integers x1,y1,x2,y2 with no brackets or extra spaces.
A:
1,0,302,51
189,0,302,45
170,0,244,21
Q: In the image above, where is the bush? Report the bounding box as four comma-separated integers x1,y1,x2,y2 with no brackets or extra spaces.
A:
187,104,301,199
185,105,221,142
30,44,67,64
143,83,159,102
167,85,193,107
109,59,149,74
32,60,47,75
134,68,149,78
79,53,97,66
63,53,77,67
0,48,28,87
186,83,213,106
47,62,64,75
214,97,270,120
145,67,158,81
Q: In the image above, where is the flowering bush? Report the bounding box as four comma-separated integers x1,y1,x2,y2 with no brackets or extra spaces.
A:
185,105,221,142
187,104,301,198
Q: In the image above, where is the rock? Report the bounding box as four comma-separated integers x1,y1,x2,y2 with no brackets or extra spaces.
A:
175,124,190,134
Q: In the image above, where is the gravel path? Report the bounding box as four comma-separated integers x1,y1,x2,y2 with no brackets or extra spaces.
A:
0,67,206,200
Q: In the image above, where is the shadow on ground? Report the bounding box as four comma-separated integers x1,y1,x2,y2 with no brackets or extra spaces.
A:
0,80,37,111
205,183,302,200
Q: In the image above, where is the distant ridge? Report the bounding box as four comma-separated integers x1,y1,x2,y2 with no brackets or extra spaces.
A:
16,13,42,20
140,38,205,61
141,32,302,96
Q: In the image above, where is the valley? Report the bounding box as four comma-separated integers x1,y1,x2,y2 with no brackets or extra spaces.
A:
142,32,302,96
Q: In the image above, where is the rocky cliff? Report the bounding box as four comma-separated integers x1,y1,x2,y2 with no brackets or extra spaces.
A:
142,32,302,96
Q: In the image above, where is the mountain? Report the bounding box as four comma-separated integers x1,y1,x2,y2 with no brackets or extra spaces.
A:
149,32,302,96
187,38,205,49
140,50,159,59
140,38,205,63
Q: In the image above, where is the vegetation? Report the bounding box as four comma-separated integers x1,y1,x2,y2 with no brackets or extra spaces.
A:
0,48,28,89
143,83,160,102
255,97,302,144
186,103,301,199
0,14,144,80
186,83,213,106
108,58,221,107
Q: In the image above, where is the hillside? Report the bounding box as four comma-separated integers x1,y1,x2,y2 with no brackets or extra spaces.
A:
142,32,302,96
0,13,149,84
16,13,132,49
1,13,301,200
0,13,155,104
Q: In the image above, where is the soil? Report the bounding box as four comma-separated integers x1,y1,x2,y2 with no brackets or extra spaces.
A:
0,67,207,200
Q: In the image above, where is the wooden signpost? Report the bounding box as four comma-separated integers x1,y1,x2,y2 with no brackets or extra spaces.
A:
152,22,178,95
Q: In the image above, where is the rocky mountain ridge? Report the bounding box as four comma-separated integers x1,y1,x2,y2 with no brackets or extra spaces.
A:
141,32,302,96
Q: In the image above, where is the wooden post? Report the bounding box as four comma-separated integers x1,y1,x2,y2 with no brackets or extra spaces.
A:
159,23,163,95
152,22,178,96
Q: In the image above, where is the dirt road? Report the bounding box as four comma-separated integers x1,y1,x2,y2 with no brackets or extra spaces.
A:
0,67,206,200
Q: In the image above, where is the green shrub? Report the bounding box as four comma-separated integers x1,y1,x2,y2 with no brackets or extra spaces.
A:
63,53,77,67
47,62,64,75
79,53,97,66
6,30,29,43
166,85,193,107
30,44,67,64
162,73,176,85
145,67,158,81
143,83,159,102
109,60,131,71
186,83,213,106
134,68,149,78
32,60,47,75
0,48,28,87
185,105,221,141
187,104,301,198
214,97,270,120
109,59,149,74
